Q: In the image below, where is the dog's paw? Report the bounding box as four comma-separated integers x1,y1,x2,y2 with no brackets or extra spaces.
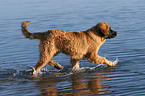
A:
105,58,118,67
110,62,116,66
109,58,119,66
31,67,38,77
54,65,63,70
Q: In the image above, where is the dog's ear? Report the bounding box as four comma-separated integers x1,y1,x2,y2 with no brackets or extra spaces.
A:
97,22,110,37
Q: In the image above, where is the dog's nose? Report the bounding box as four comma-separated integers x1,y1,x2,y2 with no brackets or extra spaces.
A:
114,31,117,36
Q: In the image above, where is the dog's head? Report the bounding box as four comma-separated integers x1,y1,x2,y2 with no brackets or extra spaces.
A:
96,22,117,39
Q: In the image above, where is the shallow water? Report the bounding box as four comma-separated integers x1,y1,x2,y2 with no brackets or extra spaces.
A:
0,0,145,95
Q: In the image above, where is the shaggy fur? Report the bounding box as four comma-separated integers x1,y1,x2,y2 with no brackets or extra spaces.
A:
21,21,117,73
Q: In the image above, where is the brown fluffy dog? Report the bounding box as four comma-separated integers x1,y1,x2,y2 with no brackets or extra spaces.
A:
21,21,117,73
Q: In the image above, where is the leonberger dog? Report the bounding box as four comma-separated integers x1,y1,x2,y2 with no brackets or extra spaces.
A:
21,21,117,74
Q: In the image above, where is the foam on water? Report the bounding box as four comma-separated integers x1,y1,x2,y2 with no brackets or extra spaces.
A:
10,58,119,78
114,58,119,65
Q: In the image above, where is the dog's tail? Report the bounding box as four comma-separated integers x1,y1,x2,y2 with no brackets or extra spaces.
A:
21,21,42,39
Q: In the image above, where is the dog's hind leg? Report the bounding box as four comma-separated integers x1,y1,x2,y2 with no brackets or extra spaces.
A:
34,54,63,73
34,43,54,73
70,59,80,70
48,60,63,70
34,41,63,73
34,53,50,73
34,59,49,74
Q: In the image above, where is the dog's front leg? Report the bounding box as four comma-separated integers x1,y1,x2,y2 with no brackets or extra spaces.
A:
87,54,116,66
70,59,80,70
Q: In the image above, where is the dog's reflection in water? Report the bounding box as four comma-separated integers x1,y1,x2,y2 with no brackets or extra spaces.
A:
36,69,112,96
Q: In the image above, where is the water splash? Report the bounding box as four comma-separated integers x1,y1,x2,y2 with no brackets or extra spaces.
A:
113,58,119,64
32,67,38,77
2,63,112,79
72,64,107,73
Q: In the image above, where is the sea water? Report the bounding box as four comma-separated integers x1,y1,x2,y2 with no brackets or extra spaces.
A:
0,0,145,95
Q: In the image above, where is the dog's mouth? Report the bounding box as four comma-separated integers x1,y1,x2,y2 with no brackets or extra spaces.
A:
106,28,117,39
